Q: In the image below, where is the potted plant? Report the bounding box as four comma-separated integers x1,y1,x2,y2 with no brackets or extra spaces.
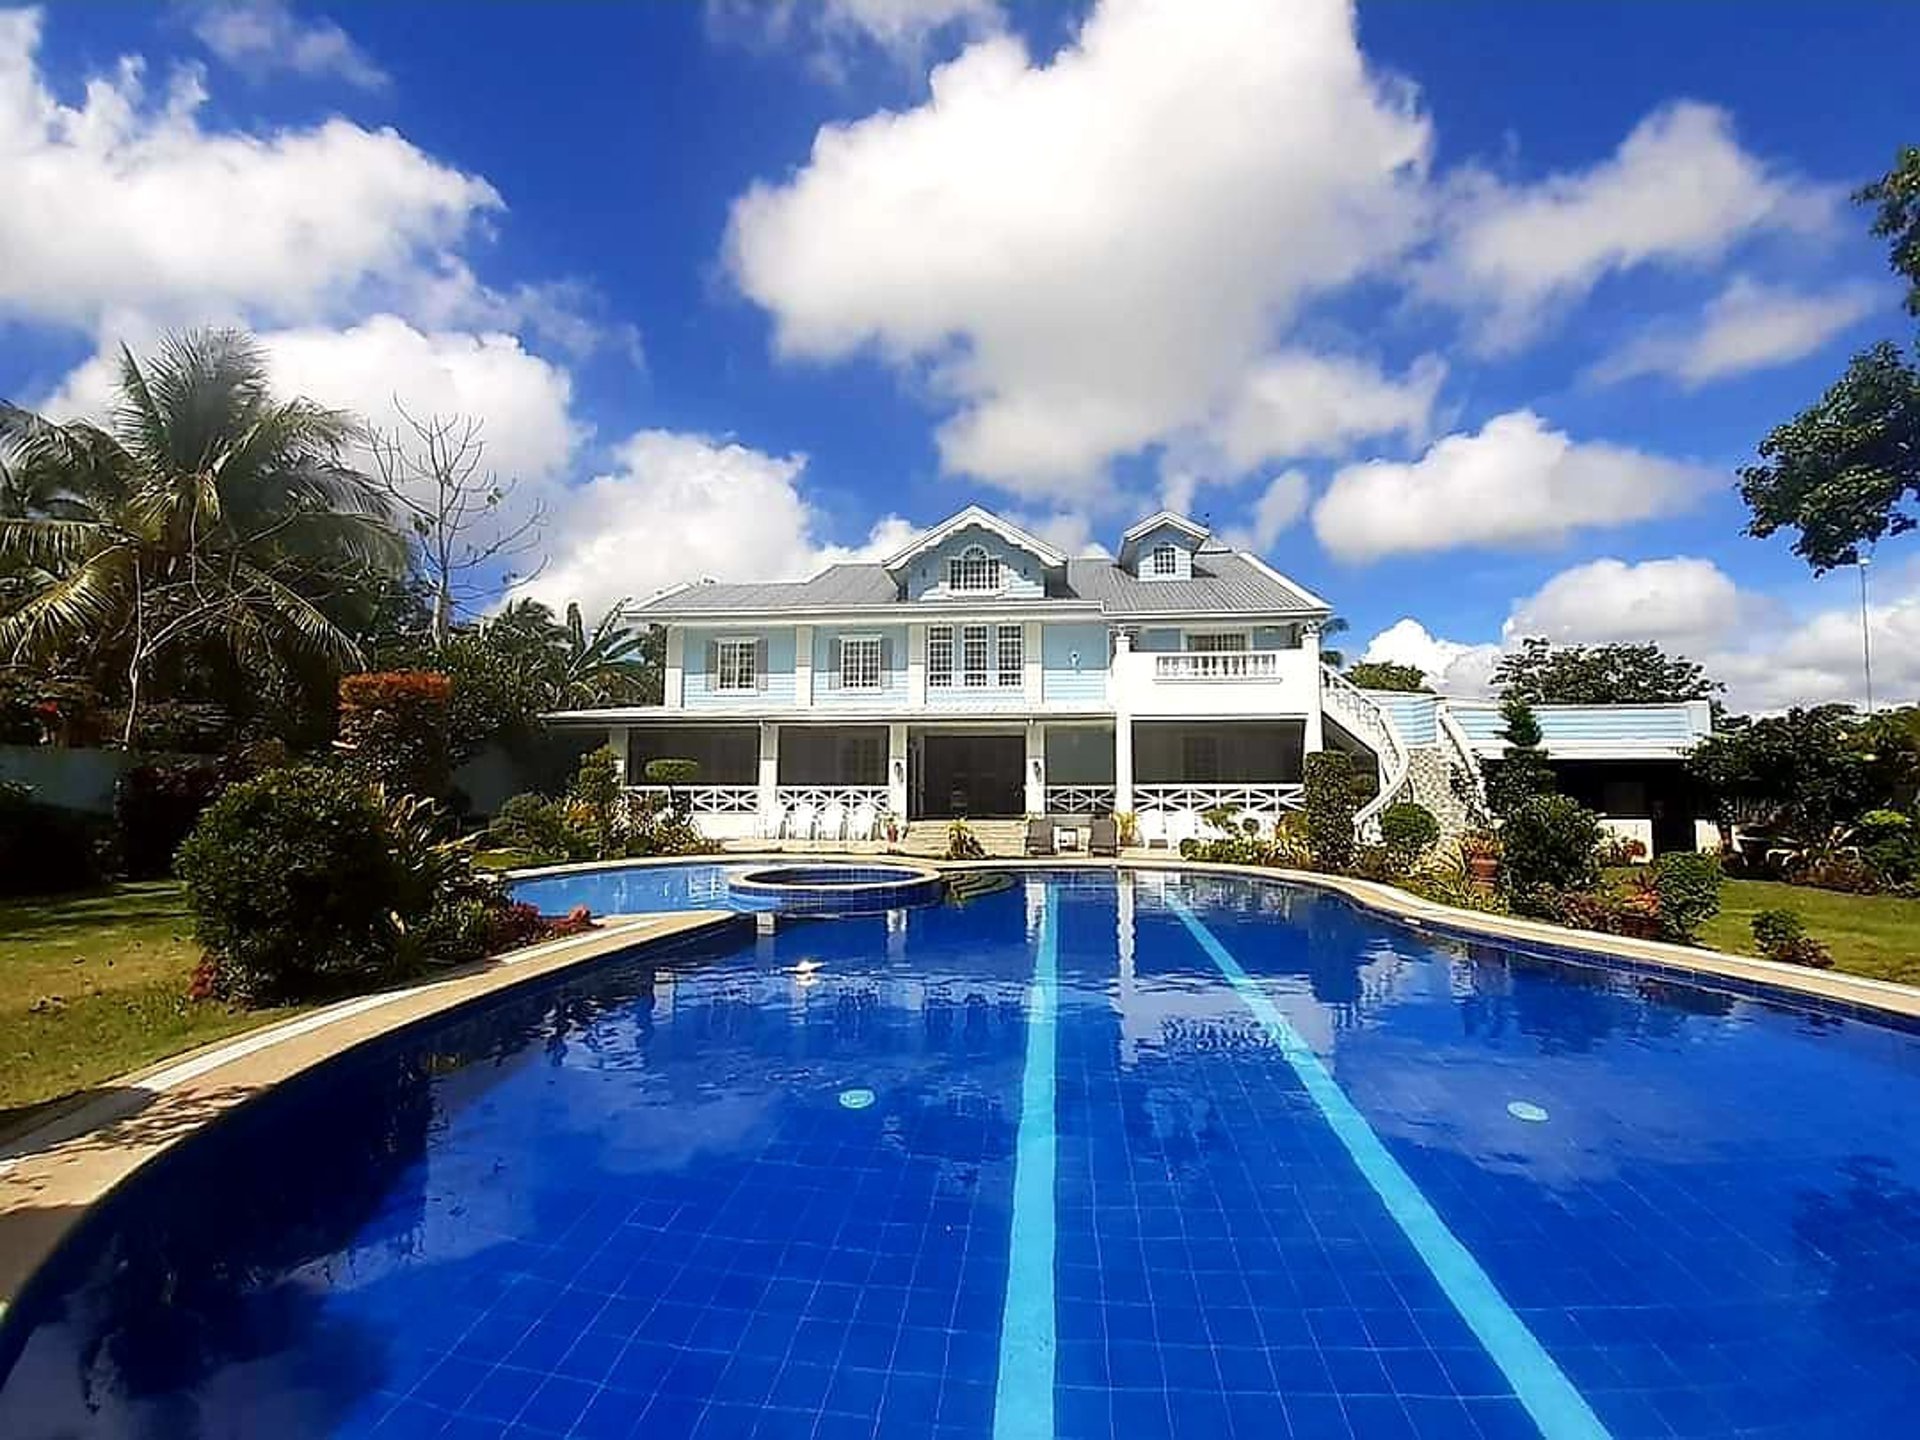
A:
1460,829,1501,892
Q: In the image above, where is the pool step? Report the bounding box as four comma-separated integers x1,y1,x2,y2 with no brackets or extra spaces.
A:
898,819,1031,858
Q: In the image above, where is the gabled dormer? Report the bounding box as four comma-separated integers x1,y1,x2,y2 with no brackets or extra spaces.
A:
883,504,1068,602
1117,511,1209,581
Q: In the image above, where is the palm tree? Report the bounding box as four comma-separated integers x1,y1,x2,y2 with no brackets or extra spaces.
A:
1318,615,1352,669
0,329,405,743
478,596,662,708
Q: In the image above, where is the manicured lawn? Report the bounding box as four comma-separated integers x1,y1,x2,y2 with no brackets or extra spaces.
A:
0,881,295,1129
1699,877,1920,986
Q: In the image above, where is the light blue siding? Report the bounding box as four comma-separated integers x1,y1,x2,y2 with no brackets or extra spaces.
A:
682,626,796,709
1449,702,1710,748
1134,627,1182,653
1373,693,1439,746
1043,623,1108,705
904,526,1048,601
812,625,907,706
1129,521,1196,580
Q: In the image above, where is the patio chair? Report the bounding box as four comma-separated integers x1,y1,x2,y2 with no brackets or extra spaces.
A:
818,801,847,844
1088,816,1119,857
848,800,877,842
1025,817,1056,856
784,801,817,841
1139,811,1169,849
763,801,789,841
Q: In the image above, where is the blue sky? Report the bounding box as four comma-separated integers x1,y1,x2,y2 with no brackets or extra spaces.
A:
3,0,1916,708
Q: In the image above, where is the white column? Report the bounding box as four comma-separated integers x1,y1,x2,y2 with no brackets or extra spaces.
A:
907,624,927,707
1302,621,1325,754
1023,620,1042,705
664,628,684,708
607,728,628,782
887,722,908,820
795,625,814,708
758,722,780,837
1024,721,1046,814
1113,631,1135,812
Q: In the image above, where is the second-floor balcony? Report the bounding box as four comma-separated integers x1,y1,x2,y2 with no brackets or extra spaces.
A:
1152,650,1280,682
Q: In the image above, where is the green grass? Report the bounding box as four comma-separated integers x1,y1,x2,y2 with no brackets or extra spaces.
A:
0,881,296,1128
1697,877,1920,986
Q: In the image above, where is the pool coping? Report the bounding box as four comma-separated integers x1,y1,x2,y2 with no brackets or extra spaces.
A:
0,909,747,1319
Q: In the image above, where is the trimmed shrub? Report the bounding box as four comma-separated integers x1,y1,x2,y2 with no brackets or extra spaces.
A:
1303,751,1362,872
0,780,102,896
1500,793,1603,910
338,671,453,800
1751,908,1834,968
1483,695,1557,818
488,792,594,862
1378,801,1440,869
178,767,411,1003
1649,850,1721,943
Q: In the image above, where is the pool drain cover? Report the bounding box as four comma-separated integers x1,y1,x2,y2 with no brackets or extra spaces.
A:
1507,1101,1549,1123
839,1088,876,1110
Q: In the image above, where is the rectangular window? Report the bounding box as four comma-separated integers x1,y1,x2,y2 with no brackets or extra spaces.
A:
948,547,1000,592
714,637,757,692
996,624,1023,687
1188,631,1248,652
839,635,882,691
962,624,991,687
928,626,954,688
1150,543,1180,577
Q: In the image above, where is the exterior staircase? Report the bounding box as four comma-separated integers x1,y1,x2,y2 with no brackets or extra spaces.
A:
898,818,1030,859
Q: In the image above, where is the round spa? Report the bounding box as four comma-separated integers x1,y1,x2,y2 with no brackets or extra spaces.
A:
726,861,946,914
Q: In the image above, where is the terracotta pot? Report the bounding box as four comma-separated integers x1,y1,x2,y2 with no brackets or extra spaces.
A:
1467,855,1500,891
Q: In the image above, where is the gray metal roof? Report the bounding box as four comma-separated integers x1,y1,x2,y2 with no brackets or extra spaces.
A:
630,548,1326,619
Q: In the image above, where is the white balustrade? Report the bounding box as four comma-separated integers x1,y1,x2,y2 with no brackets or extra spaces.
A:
625,784,760,814
773,785,892,813
1133,783,1305,817
1153,650,1280,682
1044,784,1117,814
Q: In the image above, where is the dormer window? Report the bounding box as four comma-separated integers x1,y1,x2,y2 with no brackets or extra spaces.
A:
1149,543,1180,578
948,544,1001,593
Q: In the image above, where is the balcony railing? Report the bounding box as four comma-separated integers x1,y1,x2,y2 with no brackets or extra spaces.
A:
1152,650,1280,682
624,784,759,814
1044,784,1116,814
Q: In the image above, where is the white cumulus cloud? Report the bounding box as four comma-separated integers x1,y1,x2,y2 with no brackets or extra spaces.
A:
1502,556,1750,653
1222,471,1311,554
0,7,497,333
1427,101,1838,352
725,0,1431,497
1214,351,1445,470
1590,275,1878,388
1361,618,1501,696
1312,410,1713,562
515,431,915,620
190,0,389,90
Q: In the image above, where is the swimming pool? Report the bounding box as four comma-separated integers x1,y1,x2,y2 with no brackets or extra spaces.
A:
4,867,1919,1437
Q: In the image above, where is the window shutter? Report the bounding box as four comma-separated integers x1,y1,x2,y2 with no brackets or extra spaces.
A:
706,640,719,686
754,638,768,691
879,636,892,678
831,637,842,690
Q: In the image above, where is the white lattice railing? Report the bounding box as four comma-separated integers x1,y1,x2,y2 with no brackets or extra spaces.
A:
774,786,892,841
1320,666,1410,838
1044,784,1116,814
1153,650,1280,682
775,785,891,812
625,784,759,814
1133,783,1305,816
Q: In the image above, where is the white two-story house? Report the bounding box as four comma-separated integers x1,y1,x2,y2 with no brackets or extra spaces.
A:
549,505,1714,850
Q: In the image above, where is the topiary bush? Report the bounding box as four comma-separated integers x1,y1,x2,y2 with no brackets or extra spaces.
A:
1649,850,1721,943
1378,801,1440,870
1500,793,1603,912
1751,907,1834,968
338,671,453,801
178,767,413,1003
0,780,103,896
1303,751,1362,872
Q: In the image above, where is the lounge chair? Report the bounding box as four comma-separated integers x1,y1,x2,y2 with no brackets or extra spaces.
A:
1088,816,1119,857
763,802,789,841
1025,817,1056,856
848,800,877,842
784,801,817,841
818,801,847,844
1139,811,1168,849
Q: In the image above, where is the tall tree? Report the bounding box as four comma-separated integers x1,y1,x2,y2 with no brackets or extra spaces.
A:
1345,660,1428,693
1739,147,1920,571
0,330,405,743
1689,707,1879,842
1495,638,1723,706
365,406,545,648
1482,693,1557,818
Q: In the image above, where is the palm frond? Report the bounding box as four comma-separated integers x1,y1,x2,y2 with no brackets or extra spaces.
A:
0,549,134,662
0,516,118,569
232,560,367,671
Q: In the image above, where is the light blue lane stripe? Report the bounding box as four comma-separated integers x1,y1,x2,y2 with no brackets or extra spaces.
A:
993,885,1058,1440
1167,897,1611,1440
